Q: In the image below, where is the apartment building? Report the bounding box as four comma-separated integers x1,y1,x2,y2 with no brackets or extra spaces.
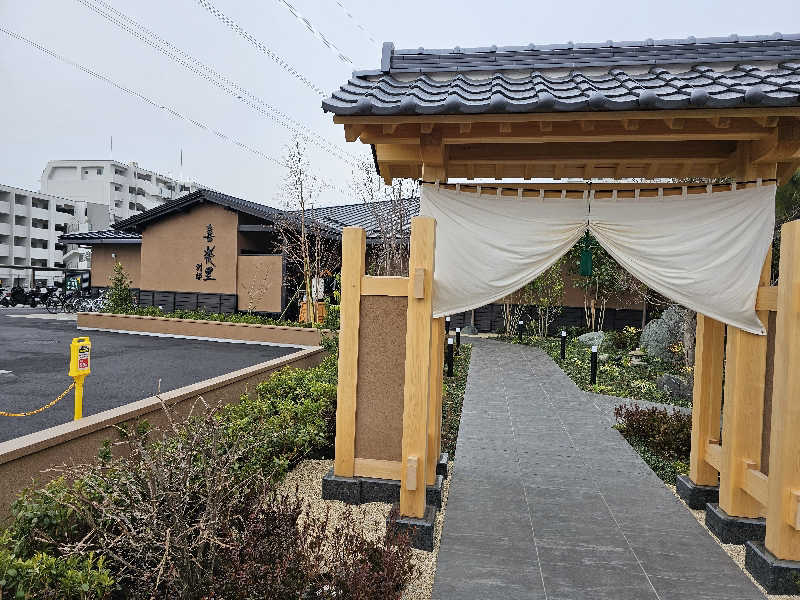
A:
40,160,201,231
0,183,76,287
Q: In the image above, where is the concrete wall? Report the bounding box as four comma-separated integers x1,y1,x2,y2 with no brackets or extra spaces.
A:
0,346,325,521
78,312,325,346
90,244,142,288
237,255,283,312
140,202,238,294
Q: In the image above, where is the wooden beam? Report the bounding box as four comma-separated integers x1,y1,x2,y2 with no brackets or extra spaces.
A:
427,318,445,486
353,458,402,480
766,219,800,560
382,123,399,135
666,118,685,130
622,119,639,131
689,315,725,485
539,121,553,132
334,227,366,477
445,141,737,163
753,118,800,164
580,120,595,132
420,122,434,134
333,106,800,126
710,116,732,129
706,442,723,472
400,217,436,518
344,124,364,142
360,275,408,297
459,122,472,134
756,285,778,311
499,122,513,134
754,115,780,128
719,252,771,518
743,463,770,508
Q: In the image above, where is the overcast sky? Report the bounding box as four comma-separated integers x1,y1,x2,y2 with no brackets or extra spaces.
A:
0,0,795,207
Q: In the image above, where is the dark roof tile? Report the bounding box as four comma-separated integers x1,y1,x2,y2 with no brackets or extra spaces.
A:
324,35,800,115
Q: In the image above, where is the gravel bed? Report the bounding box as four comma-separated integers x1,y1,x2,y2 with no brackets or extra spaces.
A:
279,458,453,600
667,484,795,600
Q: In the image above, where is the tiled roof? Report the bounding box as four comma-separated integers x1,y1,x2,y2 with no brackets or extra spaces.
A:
112,189,285,232
287,197,419,239
322,34,800,115
59,229,142,244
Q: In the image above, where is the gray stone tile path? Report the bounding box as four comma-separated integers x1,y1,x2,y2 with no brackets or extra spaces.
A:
432,339,764,600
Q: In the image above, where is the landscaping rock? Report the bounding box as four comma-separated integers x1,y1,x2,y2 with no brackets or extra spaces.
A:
0,370,17,383
577,331,605,348
640,305,686,361
656,373,692,401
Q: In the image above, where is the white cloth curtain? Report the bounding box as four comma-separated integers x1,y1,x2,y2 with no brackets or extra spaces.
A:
420,183,775,335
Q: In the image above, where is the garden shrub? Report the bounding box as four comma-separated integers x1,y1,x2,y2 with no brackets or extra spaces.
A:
212,497,414,600
441,344,472,458
0,533,114,600
521,335,690,407
106,262,135,313
640,305,686,362
603,326,641,352
118,306,334,330
614,403,692,484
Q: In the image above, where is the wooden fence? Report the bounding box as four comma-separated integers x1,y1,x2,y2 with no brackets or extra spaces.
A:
689,219,800,561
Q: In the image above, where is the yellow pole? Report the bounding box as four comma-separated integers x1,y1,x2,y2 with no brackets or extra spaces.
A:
73,375,85,421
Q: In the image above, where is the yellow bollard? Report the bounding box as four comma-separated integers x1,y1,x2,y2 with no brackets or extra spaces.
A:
68,337,91,420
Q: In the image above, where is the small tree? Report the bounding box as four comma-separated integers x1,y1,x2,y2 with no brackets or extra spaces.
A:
276,137,340,322
107,261,134,313
567,235,628,331
351,158,417,276
528,258,566,336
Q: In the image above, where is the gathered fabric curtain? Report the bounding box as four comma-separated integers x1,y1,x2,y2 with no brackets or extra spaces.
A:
419,183,776,335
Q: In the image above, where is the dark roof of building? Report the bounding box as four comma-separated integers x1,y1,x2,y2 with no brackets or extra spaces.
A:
59,229,142,244
322,35,800,116
61,192,420,245
287,197,419,239
111,189,286,233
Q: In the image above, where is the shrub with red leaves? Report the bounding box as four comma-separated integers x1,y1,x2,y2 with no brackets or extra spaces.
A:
210,494,415,600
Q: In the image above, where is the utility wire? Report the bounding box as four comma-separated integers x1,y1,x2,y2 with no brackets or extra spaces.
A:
74,0,358,168
274,0,352,64
0,26,348,195
196,0,326,97
333,0,380,49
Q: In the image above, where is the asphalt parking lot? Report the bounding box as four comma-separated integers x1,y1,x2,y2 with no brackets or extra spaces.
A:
0,309,301,443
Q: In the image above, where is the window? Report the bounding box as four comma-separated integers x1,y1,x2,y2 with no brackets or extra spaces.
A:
96,168,103,175
180,185,190,192
115,168,126,176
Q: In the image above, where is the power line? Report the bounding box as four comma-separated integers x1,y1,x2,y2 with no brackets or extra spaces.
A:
195,0,327,97
274,0,352,64
74,0,358,168
0,26,348,196
333,0,380,49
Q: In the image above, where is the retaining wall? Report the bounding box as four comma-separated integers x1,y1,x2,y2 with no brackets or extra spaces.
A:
0,346,325,520
77,312,325,347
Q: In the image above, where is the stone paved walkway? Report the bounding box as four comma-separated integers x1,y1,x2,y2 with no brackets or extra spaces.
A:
432,339,764,600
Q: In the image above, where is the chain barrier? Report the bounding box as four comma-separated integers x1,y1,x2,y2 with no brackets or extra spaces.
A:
0,383,76,417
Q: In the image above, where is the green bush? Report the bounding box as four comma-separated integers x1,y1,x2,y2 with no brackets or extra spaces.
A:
512,335,690,407
106,262,134,313
120,305,320,329
614,403,692,485
441,345,472,458
0,532,114,600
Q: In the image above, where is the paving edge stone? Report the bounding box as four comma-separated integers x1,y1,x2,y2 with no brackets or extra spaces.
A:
745,541,800,594
437,452,449,479
321,468,443,508
388,503,437,552
705,502,766,545
676,474,718,509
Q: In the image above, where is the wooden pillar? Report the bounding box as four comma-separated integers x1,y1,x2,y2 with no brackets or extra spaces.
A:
765,220,800,560
719,251,772,517
426,317,445,485
689,314,725,486
400,217,436,518
333,227,366,477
